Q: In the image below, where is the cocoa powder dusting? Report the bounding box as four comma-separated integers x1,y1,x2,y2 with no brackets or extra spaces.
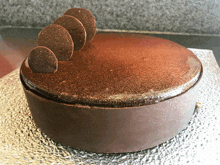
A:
63,8,96,43
53,15,86,51
38,24,74,61
21,33,201,107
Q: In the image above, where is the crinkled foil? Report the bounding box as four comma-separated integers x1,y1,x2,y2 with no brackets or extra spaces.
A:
0,49,220,164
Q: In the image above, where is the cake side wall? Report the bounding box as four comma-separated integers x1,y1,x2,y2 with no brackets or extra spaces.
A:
19,66,203,153
1,0,220,35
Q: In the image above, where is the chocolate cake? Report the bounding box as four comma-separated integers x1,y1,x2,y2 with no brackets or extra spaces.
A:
20,8,203,153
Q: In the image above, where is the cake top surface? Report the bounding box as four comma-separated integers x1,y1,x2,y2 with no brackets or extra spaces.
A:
21,32,202,107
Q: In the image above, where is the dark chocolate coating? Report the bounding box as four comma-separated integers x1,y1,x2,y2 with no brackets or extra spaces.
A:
38,24,74,61
53,15,86,51
63,8,96,43
28,46,58,73
20,67,202,153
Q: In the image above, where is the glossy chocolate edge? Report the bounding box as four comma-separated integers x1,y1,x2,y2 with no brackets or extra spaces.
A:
20,61,202,108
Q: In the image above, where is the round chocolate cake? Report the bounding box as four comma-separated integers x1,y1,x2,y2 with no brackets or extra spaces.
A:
20,8,202,153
